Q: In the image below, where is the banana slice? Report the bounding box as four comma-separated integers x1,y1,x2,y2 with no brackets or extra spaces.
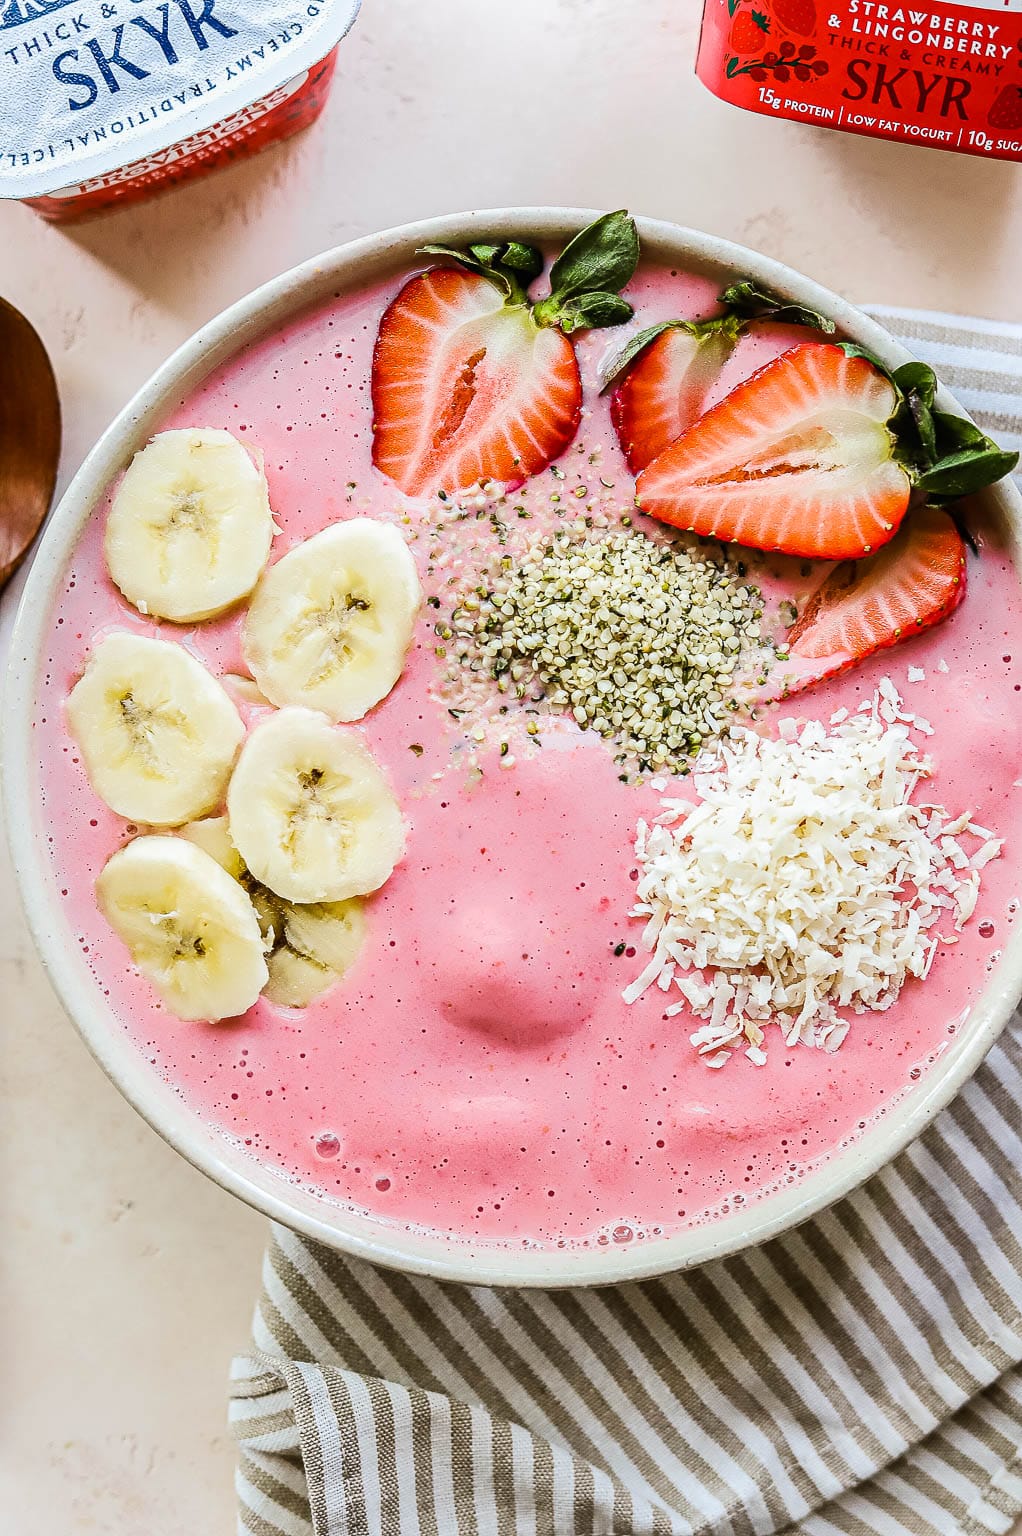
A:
105,428,275,623
179,814,245,879
263,901,365,1007
66,632,244,826
242,519,421,723
180,815,365,1007
263,949,336,1009
280,899,365,973
226,707,404,903
97,836,268,1023
222,673,272,709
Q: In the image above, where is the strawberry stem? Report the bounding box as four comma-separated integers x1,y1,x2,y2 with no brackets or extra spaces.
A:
836,342,1019,502
599,279,834,393
534,210,639,333
719,280,835,332
417,241,541,306
420,212,639,337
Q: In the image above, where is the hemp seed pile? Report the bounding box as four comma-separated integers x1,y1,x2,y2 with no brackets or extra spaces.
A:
450,527,769,775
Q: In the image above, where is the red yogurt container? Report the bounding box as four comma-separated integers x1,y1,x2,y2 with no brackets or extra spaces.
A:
697,0,1022,162
1,0,360,222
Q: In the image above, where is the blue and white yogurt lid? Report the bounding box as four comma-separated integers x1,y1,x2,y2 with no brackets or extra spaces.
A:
0,0,361,200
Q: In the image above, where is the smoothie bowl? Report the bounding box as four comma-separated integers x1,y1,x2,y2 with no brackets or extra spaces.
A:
6,209,1022,1287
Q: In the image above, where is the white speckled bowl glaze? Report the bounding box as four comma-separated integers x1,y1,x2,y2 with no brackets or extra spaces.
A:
6,210,1022,1287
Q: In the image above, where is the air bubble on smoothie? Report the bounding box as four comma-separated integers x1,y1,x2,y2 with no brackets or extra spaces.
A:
314,1132,342,1160
978,920,996,939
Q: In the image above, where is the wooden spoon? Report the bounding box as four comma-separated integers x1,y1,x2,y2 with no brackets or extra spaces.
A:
0,296,61,591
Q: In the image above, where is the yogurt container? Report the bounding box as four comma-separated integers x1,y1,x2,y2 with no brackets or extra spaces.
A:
698,0,1022,161
0,0,360,221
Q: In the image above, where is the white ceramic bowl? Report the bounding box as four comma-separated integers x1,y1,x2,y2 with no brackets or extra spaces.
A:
6,210,1022,1287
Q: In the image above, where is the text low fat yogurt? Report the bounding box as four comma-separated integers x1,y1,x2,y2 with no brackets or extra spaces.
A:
698,0,1022,161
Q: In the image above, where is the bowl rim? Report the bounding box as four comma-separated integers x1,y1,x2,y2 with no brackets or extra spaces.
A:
6,206,1022,1288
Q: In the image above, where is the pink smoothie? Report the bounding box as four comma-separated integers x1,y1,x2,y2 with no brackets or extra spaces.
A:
34,261,1022,1250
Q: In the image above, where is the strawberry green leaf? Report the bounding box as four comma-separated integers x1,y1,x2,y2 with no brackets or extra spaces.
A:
418,243,513,299
906,395,937,461
752,8,770,28
501,242,545,281
601,281,833,395
916,446,1019,499
835,342,1017,494
892,362,936,408
467,242,503,266
418,239,544,304
546,210,639,307
720,279,835,333
895,376,1017,496
554,291,635,335
836,340,890,374
892,364,938,459
424,217,638,337
932,411,988,452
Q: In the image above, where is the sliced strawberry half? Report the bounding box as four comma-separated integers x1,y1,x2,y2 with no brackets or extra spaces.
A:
371,212,639,499
761,507,967,698
611,326,736,474
636,342,913,560
606,281,834,475
372,267,581,497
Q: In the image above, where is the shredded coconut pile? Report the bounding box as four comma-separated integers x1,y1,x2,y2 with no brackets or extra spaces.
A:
624,680,1003,1067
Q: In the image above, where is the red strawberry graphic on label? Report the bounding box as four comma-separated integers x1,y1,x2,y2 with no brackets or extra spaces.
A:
989,85,1022,131
773,0,817,37
730,9,770,52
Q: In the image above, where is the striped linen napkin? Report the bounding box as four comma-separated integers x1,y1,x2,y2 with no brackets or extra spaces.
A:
230,310,1022,1536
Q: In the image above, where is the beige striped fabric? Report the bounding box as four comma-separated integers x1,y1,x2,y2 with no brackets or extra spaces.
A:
230,311,1022,1536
